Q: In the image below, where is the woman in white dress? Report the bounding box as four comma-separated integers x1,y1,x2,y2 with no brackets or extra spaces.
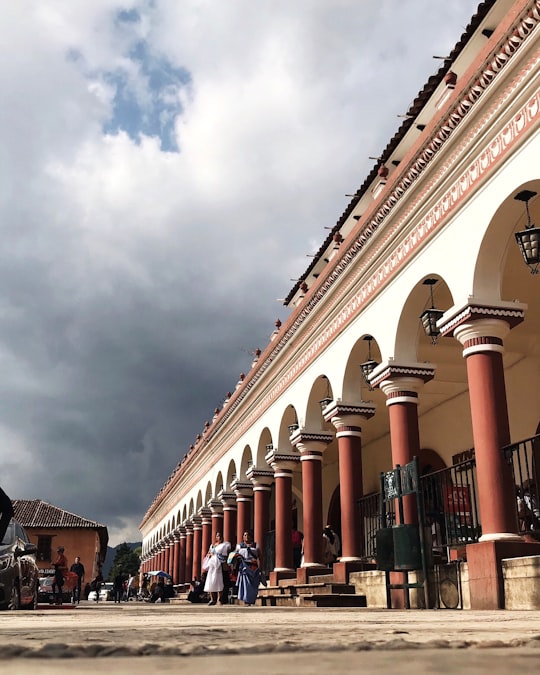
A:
204,533,231,606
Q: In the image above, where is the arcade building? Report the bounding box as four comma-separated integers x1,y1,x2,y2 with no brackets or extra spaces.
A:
139,0,540,609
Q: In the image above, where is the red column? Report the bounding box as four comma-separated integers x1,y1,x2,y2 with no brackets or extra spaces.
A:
178,529,187,584
200,508,212,557
247,466,274,560
326,402,376,561
454,320,520,539
192,516,202,579
171,534,180,584
267,451,299,572
164,542,171,575
209,500,224,542
220,493,237,548
292,432,333,567
372,367,434,525
233,482,253,544
184,523,194,582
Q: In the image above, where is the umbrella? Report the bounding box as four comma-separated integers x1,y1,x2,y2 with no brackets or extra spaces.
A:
148,570,172,579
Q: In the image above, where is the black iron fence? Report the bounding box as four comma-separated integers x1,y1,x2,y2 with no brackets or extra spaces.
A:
358,457,480,562
357,434,540,562
503,434,540,534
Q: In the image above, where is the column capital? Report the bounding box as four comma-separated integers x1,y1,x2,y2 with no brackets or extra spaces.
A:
208,499,223,515
231,479,254,500
198,506,212,524
183,519,193,533
323,400,376,433
174,527,186,541
290,429,333,461
246,465,274,490
370,360,435,404
191,515,202,530
439,299,526,339
265,447,300,474
218,490,238,509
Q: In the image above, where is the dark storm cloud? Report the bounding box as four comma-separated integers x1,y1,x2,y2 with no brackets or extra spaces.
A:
0,0,481,543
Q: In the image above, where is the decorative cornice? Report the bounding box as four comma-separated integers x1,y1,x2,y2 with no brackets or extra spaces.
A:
370,363,436,389
289,430,334,446
439,302,526,336
323,400,376,422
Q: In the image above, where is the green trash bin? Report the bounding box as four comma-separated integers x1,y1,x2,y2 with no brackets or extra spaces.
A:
393,524,422,571
376,528,394,571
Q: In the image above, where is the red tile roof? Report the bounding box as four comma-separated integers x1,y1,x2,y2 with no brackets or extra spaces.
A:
12,499,107,530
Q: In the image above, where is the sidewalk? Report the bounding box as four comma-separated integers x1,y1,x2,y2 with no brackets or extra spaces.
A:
1,603,539,673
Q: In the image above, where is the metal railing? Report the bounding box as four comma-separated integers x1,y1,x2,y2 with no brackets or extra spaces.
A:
503,434,540,535
358,457,481,561
357,435,540,562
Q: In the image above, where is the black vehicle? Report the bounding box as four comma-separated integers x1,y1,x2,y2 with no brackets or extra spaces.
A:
0,520,39,610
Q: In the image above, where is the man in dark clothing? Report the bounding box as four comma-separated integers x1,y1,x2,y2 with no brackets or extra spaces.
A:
70,556,85,605
0,486,14,544
113,573,124,603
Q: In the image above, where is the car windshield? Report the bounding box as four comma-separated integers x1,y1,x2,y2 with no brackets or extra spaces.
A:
0,523,15,547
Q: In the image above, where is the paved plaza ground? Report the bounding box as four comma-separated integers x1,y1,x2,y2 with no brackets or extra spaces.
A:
1,602,540,673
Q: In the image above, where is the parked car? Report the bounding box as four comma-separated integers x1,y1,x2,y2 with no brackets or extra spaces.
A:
88,582,113,602
0,520,39,610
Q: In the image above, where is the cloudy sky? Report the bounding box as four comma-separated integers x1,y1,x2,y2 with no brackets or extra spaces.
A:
0,0,482,545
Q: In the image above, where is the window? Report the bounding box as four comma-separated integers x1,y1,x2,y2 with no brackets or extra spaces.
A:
37,536,52,562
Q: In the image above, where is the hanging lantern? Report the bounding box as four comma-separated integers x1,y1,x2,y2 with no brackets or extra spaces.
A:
514,190,539,274
419,279,443,344
360,335,379,390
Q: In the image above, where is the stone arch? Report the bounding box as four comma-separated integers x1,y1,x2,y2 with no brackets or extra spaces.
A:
418,448,447,474
475,179,540,301
278,404,300,448
204,481,212,504
239,445,254,479
226,460,237,490
256,427,273,466
342,333,383,402
304,374,335,430
214,471,224,495
394,275,454,362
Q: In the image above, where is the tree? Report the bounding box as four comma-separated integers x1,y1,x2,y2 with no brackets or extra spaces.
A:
108,543,140,581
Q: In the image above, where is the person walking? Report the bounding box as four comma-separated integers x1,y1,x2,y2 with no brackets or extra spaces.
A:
234,531,263,606
113,572,124,603
203,532,231,606
91,569,104,603
70,556,85,605
52,546,68,605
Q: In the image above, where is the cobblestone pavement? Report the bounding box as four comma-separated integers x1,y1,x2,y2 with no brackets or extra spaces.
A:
1,602,540,673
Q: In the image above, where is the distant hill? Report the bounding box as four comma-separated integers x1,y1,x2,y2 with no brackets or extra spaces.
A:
102,541,141,579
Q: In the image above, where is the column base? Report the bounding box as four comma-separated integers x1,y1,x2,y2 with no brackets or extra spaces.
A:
479,532,523,543
269,570,296,586
332,560,376,584
466,539,540,609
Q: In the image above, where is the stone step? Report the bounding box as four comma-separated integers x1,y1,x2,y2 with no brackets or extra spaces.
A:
299,594,367,608
257,593,367,608
292,583,356,595
309,573,335,584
